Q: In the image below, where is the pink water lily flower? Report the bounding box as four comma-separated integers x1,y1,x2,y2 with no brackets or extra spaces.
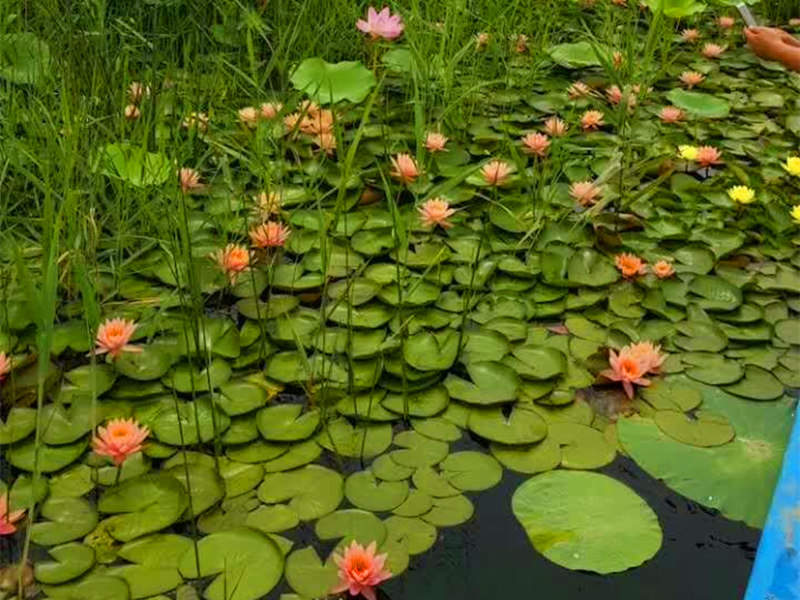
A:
0,493,25,536
211,244,251,283
652,260,675,279
179,167,204,193
425,132,448,153
124,105,140,121
92,418,150,467
94,318,141,359
357,6,404,41
659,106,685,123
681,28,700,43
679,71,704,88
390,153,420,184
544,116,568,137
696,145,722,168
718,16,735,29
0,353,10,383
521,133,550,158
570,181,601,206
250,221,290,248
260,102,283,119
601,347,652,399
568,81,591,100
419,198,456,229
615,253,647,278
702,43,725,59
481,160,513,186
581,110,604,131
627,341,666,374
331,540,392,600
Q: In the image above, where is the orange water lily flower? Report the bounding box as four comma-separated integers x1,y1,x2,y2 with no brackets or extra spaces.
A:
425,132,448,153
418,198,456,229
681,28,700,43
601,347,652,399
92,418,150,467
521,132,550,157
475,32,491,50
211,244,251,283
679,71,705,88
390,153,420,184
702,43,725,59
718,16,735,29
581,110,604,131
514,34,528,54
179,168,204,194
544,116,568,137
696,145,722,168
94,318,141,359
250,221,290,248
314,132,337,155
652,260,675,279
260,102,283,119
331,540,392,600
238,106,260,128
659,106,685,123
627,341,666,374
481,160,513,186
568,81,592,100
570,181,602,206
615,253,647,278
0,353,10,383
0,493,25,536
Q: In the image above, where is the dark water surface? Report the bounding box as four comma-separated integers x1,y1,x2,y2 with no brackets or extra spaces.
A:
382,455,759,600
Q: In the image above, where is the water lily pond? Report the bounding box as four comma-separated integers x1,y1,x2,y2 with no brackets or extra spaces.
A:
1,1,799,599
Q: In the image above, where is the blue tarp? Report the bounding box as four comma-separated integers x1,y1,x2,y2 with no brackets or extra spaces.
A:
745,404,800,600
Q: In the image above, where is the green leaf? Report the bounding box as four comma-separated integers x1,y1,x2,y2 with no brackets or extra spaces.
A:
284,546,339,598
467,406,547,445
0,33,52,86
97,143,172,188
290,58,376,104
440,451,502,491
665,89,730,119
31,497,98,546
444,361,519,404
34,543,95,584
315,509,387,544
619,387,794,527
178,528,284,600
549,422,616,469
512,471,662,574
491,438,562,474
722,365,783,401
654,410,735,447
384,516,437,555
345,470,409,512
547,41,610,68
0,407,37,444
256,404,320,441
257,465,343,520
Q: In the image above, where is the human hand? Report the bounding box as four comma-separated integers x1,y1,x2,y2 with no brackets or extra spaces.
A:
744,26,800,70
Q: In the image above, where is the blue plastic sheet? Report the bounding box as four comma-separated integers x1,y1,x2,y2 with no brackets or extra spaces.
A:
745,404,800,600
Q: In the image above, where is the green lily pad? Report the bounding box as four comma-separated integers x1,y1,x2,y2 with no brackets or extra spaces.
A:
98,142,171,188
42,574,130,600
371,453,414,481
468,406,547,445
226,440,288,463
49,464,95,498
40,401,95,445
404,329,460,371
774,319,800,345
683,353,744,385
258,465,343,520
344,471,409,512
384,516,437,555
256,404,320,441
284,546,339,599
31,496,98,546
549,422,616,470
107,564,183,599
152,398,231,445
491,437,562,474
315,509,387,544
290,57,376,104
444,361,519,405
245,504,300,533
118,534,193,567
508,346,567,380
0,407,37,444
654,410,735,447
412,466,460,497
440,451,502,491
35,542,95,585
666,89,730,119
548,41,609,68
7,438,88,473
178,528,284,600
98,474,188,542
421,494,474,527
316,418,392,458
392,489,434,517
640,378,703,411
410,417,461,442
689,275,743,311
618,387,794,527
383,385,450,417
162,358,232,393
217,379,269,416
263,439,322,472
169,464,225,517
116,346,172,381
722,365,783,401
391,431,449,468
512,471,662,574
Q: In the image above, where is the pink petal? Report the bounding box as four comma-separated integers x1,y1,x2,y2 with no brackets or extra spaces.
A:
622,380,634,399
361,586,377,600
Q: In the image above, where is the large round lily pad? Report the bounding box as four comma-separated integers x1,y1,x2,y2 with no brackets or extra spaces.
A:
31,496,99,546
618,386,794,527
653,410,734,447
467,406,547,445
284,546,339,599
491,437,562,474
513,471,662,574
344,471,409,512
34,542,95,584
315,509,387,544
316,418,392,458
256,404,320,441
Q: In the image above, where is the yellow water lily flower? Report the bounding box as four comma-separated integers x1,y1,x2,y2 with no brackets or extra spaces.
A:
678,145,698,161
783,157,800,177
727,186,756,205
791,205,800,223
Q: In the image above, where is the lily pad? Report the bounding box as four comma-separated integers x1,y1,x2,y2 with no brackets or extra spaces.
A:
549,422,616,470
666,89,730,119
34,542,95,585
722,365,783,401
178,528,284,600
315,509,387,544
491,437,562,474
284,546,339,599
31,496,99,546
344,470,409,512
440,451,503,492
654,410,735,447
444,361,519,405
421,494,474,527
7,438,88,473
290,58,376,104
0,407,37,444
468,406,547,445
257,404,320,441
258,465,343,520
512,471,662,574
384,516,437,555
316,418,392,458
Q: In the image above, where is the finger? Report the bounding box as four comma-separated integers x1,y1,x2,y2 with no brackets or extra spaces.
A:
780,31,800,47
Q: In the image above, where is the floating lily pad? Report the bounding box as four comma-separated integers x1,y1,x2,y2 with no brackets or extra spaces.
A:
391,431,449,468
42,574,130,600
31,496,99,546
290,58,376,104
384,516,437,555
152,398,231,445
245,504,300,533
263,440,322,472
491,437,562,474
666,89,730,119
118,534,193,567
315,509,387,544
468,406,547,445
440,451,502,492
549,422,616,470
404,329,460,371
722,365,783,401
7,438,88,473
178,528,284,600
0,407,37,444
284,546,339,599
371,453,414,481
344,471,409,512
107,564,183,599
412,466,460,497
774,318,800,345
316,418,392,458
392,489,434,517
256,404,320,441
383,385,450,417
512,471,662,574
258,465,343,520
619,387,793,527
444,361,519,405
654,410,735,447
34,542,95,584
508,346,567,380
116,346,172,381
410,417,462,442
422,494,474,527
640,378,703,412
